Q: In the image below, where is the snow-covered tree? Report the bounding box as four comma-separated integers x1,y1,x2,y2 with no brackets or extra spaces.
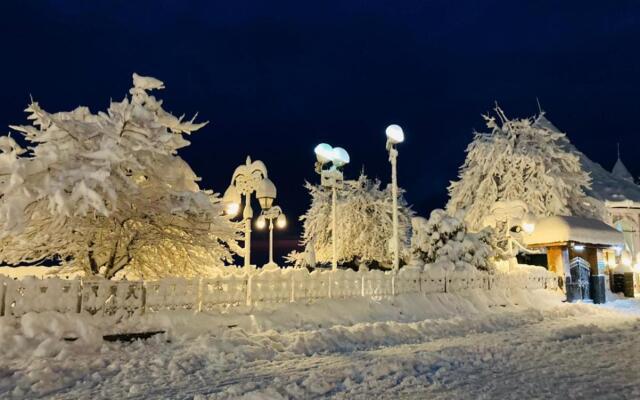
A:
410,209,495,272
447,107,593,231
289,173,413,269
0,73,240,279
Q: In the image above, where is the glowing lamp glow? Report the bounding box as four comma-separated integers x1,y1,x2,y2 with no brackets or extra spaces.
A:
621,250,632,266
521,213,536,234
276,213,287,229
314,143,334,164
385,124,405,144
331,147,350,167
222,185,241,216
522,222,535,234
256,215,266,230
225,202,240,217
573,244,585,251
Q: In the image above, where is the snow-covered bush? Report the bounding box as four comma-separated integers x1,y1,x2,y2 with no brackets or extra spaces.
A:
290,173,413,269
410,209,495,272
447,106,594,231
0,74,240,279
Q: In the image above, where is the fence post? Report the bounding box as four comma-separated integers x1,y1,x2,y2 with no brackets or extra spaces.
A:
328,271,333,299
141,283,147,315
444,272,448,293
197,278,203,313
361,273,365,297
246,273,252,306
391,272,396,297
0,280,6,317
76,279,83,314
290,273,295,303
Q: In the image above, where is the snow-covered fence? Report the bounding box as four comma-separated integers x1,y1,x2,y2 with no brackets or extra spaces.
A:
200,274,248,310
80,279,145,317
251,269,292,304
2,277,81,316
145,278,200,312
0,265,558,317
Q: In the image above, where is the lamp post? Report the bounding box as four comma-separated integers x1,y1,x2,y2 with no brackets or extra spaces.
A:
222,156,276,267
314,143,350,270
386,124,405,271
256,205,286,268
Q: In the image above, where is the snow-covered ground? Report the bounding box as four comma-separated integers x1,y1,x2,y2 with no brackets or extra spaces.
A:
1,289,639,399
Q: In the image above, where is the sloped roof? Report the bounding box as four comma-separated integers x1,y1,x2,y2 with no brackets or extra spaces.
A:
533,114,640,204
523,215,624,247
612,157,634,182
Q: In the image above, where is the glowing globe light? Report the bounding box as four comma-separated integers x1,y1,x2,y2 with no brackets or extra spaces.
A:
521,213,536,234
385,124,405,144
276,213,287,229
621,250,632,266
225,202,240,217
222,185,241,217
331,147,350,167
522,222,535,234
314,143,334,164
255,215,266,230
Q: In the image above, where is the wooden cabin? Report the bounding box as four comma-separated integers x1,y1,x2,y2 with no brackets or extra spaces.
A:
523,216,624,303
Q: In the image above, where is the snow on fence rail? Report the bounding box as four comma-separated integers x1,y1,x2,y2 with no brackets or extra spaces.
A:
0,265,559,318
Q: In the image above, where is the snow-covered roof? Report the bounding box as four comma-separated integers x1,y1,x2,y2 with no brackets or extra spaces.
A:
605,199,640,209
612,157,634,182
533,114,640,204
523,215,624,247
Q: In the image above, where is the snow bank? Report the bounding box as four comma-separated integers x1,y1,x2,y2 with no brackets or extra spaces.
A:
7,277,640,400
1,287,625,399
0,288,564,359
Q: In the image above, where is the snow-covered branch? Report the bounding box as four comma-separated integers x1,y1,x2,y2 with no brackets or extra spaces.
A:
0,74,241,279
447,107,594,231
290,173,414,269
410,209,496,272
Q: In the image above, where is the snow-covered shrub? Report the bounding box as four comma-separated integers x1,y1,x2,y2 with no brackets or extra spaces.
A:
0,74,240,279
290,173,413,269
410,209,495,272
447,106,594,231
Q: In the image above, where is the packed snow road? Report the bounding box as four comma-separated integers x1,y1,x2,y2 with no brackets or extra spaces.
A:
1,290,639,399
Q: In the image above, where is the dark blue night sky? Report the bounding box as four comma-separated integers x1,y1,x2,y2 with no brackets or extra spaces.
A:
2,1,640,263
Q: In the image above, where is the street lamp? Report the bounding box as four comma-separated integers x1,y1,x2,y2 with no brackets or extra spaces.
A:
386,124,405,271
256,205,286,268
314,143,350,270
222,156,275,267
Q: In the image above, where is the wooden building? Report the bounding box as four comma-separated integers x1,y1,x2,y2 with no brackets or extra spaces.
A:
523,216,624,303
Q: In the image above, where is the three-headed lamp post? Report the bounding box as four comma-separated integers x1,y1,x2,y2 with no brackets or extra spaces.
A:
314,143,350,270
222,156,277,267
386,124,405,271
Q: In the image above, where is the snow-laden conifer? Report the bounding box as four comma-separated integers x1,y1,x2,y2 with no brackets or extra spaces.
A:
447,107,593,231
410,209,495,272
290,173,413,269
